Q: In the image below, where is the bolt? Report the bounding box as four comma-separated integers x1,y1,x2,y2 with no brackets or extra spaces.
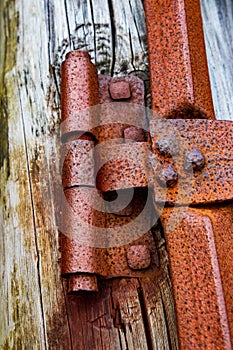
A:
155,137,172,156
185,148,205,171
127,245,151,270
155,136,178,157
124,126,145,142
157,164,178,187
109,81,131,100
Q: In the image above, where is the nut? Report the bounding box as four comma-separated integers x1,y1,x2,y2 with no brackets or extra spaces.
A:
157,164,178,187
185,149,205,171
127,245,151,270
109,81,131,100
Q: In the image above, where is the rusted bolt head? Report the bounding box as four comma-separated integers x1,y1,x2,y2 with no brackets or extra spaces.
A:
155,137,177,157
109,81,131,100
157,164,178,187
185,149,205,171
127,245,151,270
124,126,145,142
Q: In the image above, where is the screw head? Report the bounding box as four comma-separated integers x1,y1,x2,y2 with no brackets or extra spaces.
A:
157,164,178,187
185,149,205,171
127,245,151,270
109,81,131,100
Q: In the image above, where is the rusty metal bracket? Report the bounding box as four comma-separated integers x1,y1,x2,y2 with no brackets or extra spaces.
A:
61,51,158,295
143,0,233,348
60,0,233,348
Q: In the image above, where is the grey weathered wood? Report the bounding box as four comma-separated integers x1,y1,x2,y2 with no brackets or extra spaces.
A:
0,0,233,348
201,0,233,120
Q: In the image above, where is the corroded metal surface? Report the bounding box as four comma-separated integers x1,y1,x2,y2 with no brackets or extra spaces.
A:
60,40,233,348
161,208,232,349
150,119,233,204
204,205,233,342
61,52,157,293
144,0,215,119
62,187,158,286
127,245,151,270
61,51,99,136
109,80,131,100
143,1,233,346
96,141,150,192
95,74,146,143
62,139,95,188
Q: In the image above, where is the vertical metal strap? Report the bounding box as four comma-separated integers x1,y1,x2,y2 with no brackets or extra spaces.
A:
144,0,215,119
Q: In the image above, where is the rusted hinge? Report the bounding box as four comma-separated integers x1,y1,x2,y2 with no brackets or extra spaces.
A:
61,51,158,294
60,0,233,349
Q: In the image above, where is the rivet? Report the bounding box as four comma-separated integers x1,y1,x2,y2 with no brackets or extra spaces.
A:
157,164,178,187
185,148,205,171
155,137,176,157
109,81,131,100
127,245,151,270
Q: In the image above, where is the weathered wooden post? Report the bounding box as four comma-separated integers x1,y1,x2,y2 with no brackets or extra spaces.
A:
0,0,233,349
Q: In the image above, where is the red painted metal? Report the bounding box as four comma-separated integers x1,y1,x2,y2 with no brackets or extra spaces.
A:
61,187,158,287
126,245,151,270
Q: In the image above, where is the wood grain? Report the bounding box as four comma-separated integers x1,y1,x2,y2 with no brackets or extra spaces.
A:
0,0,232,348
201,0,233,120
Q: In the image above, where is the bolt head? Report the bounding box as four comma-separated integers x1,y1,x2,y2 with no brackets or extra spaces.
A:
109,81,131,100
185,149,205,171
127,245,151,270
157,164,178,187
124,126,145,142
155,137,177,157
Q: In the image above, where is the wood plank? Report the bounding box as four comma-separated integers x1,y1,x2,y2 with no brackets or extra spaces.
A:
112,278,149,350
201,0,233,120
